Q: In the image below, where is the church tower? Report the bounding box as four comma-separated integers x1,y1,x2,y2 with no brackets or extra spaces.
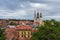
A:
39,13,43,25
34,11,37,23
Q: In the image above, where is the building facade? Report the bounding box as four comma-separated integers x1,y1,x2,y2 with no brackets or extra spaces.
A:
16,25,32,40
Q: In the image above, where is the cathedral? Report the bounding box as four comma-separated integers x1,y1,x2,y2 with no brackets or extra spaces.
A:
34,11,44,26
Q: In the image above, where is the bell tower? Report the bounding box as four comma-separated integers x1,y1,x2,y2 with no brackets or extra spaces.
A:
39,13,43,25
34,11,37,23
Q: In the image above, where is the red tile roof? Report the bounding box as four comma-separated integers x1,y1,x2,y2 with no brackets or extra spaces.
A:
5,28,16,32
16,25,32,30
4,28,18,37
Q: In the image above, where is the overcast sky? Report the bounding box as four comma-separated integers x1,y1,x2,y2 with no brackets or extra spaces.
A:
0,0,60,20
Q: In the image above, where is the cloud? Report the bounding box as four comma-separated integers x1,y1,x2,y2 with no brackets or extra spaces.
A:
0,0,60,20
0,9,27,19
45,16,60,18
30,3,52,10
0,1,53,19
45,0,60,2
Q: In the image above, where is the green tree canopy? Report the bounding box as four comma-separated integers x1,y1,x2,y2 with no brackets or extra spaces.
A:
0,28,6,40
31,19,60,40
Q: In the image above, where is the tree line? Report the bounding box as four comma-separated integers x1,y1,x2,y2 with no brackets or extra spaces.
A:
31,19,60,40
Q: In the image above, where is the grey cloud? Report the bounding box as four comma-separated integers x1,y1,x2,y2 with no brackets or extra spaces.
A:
0,0,60,20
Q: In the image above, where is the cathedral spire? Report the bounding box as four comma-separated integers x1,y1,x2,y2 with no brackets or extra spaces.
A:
37,12,39,18
34,10,37,23
34,10,36,19
40,12,42,18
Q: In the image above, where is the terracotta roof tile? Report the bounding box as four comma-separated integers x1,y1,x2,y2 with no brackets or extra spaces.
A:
16,25,32,30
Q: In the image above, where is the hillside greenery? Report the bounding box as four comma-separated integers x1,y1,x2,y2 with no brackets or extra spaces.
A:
0,28,6,40
31,19,60,40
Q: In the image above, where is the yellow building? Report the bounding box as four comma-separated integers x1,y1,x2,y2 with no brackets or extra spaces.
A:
16,25,32,40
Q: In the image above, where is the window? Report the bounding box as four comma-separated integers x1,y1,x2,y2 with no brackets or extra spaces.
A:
28,35,30,38
22,35,23,37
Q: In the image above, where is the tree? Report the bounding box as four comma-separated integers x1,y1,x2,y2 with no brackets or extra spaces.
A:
31,19,60,40
0,28,6,40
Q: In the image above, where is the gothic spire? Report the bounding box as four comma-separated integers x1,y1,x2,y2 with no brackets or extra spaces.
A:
40,13,42,18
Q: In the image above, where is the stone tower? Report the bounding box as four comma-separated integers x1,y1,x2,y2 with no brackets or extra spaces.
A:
34,11,37,23
39,13,43,25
